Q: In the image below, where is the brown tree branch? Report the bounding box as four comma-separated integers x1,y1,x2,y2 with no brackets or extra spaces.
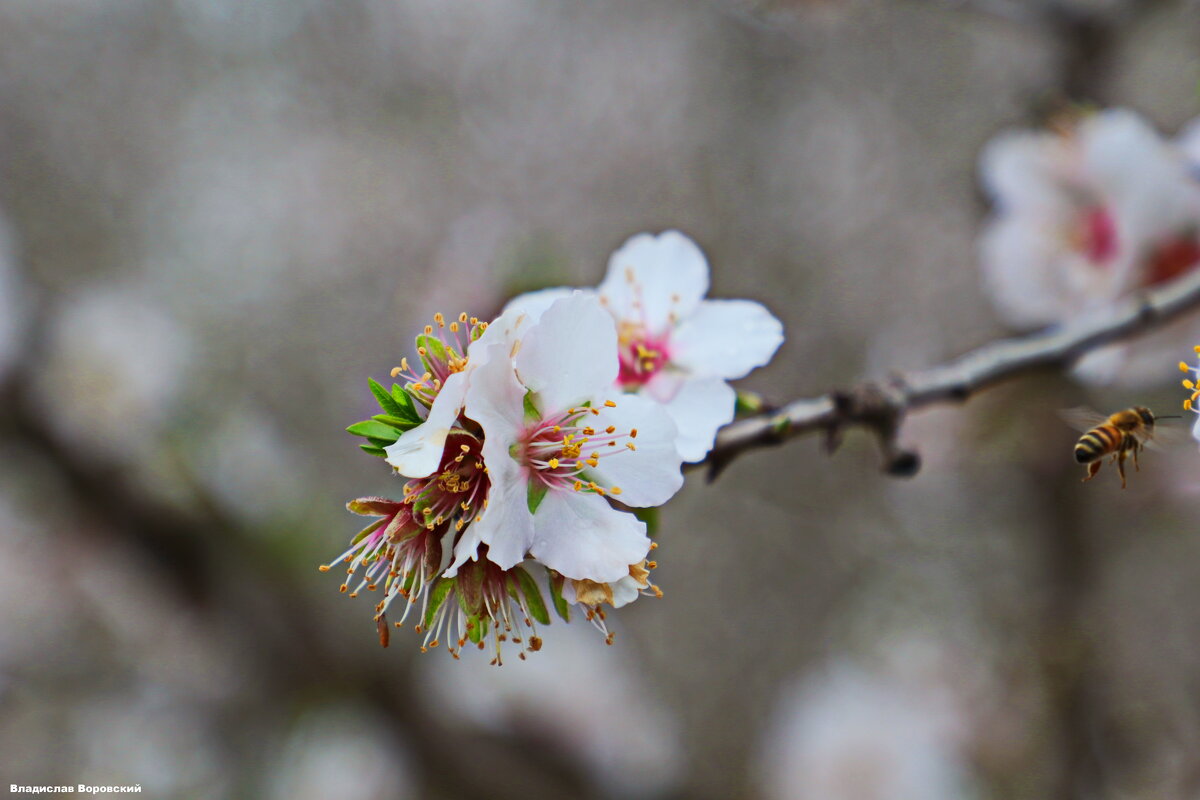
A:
704,268,1200,479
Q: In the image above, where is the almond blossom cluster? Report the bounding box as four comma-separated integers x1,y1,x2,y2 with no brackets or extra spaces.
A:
325,231,783,662
980,108,1200,384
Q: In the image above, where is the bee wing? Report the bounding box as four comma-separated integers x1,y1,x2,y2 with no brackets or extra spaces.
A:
1142,417,1188,449
1058,407,1110,433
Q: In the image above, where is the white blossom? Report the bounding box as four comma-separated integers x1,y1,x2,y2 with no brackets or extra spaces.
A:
508,230,784,461
458,293,684,583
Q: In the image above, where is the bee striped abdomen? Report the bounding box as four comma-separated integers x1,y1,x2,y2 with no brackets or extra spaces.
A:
1074,425,1120,463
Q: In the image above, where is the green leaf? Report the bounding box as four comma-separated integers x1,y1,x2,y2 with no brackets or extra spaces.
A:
390,384,421,420
369,377,404,416
515,567,551,625
359,444,387,457
547,569,571,622
416,334,449,375
372,413,420,432
633,506,659,537
423,579,455,629
527,480,548,515
522,390,541,422
346,420,403,441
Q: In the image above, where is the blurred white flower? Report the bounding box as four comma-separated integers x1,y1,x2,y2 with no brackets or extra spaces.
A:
1178,115,1200,171
75,690,226,799
979,109,1200,384
509,231,784,461
265,706,413,800
420,622,682,798
196,406,306,525
33,287,191,457
759,655,975,800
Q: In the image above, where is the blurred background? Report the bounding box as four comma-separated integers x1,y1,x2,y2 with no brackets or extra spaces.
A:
2,0,1200,798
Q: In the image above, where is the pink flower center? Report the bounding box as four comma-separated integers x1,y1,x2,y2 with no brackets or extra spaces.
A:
616,323,671,389
519,402,638,498
1144,234,1200,287
1080,206,1119,266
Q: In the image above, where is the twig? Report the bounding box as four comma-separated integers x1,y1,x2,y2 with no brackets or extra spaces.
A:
704,268,1200,479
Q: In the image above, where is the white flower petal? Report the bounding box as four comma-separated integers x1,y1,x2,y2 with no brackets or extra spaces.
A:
1080,109,1200,285
669,299,784,380
587,393,684,505
462,343,537,570
515,294,618,413
383,371,468,478
444,522,483,578
978,129,1073,214
608,574,643,609
530,490,650,583
1179,115,1200,169
657,377,736,463
598,231,710,336
474,465,534,570
503,286,592,320
470,303,540,362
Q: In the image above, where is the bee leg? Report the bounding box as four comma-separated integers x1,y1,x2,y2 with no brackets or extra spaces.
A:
1117,450,1128,489
1083,461,1102,482
1133,441,1141,472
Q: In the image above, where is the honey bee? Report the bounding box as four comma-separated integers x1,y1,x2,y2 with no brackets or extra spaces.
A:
1062,406,1179,488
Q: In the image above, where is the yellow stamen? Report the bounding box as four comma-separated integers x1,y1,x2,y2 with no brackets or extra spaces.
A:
390,366,402,377
604,400,616,407
610,486,622,495
548,458,559,469
1181,361,1191,372
424,325,433,335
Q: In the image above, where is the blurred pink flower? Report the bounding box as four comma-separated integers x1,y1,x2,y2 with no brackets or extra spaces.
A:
979,109,1200,384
